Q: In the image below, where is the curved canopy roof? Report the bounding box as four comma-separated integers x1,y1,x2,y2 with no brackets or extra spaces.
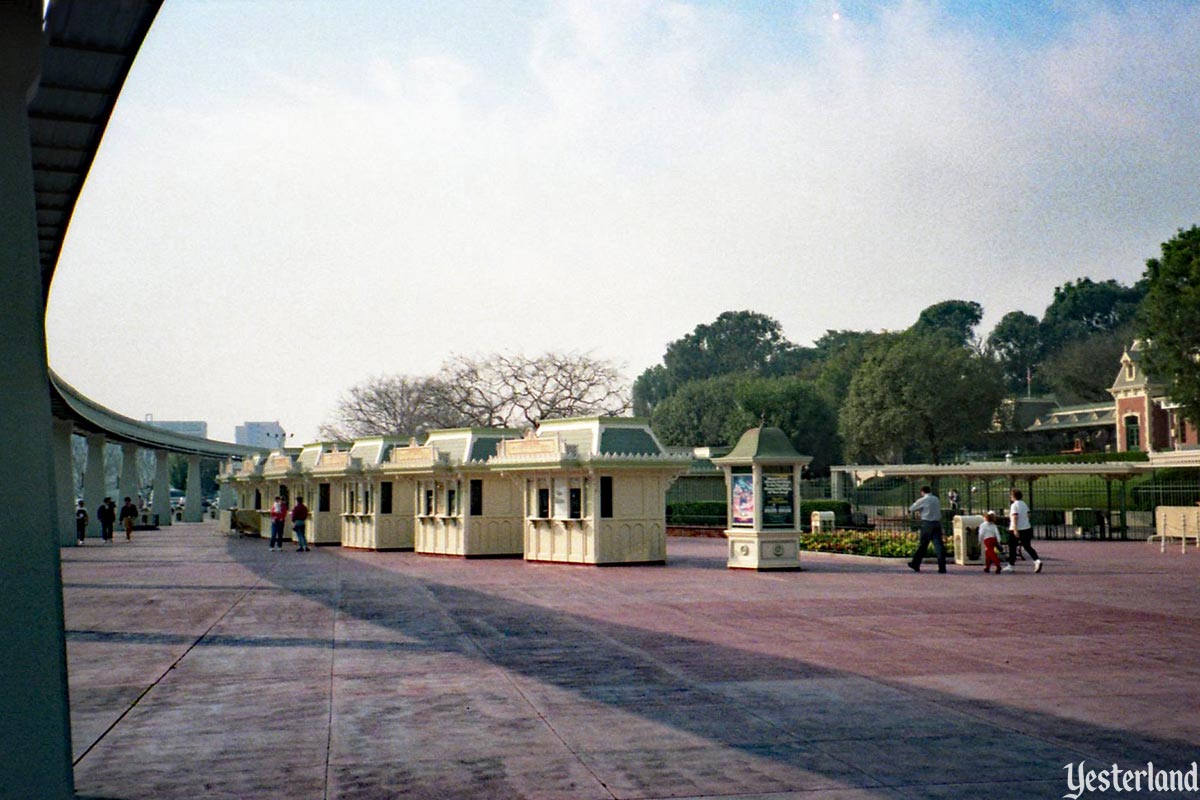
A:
31,0,162,298
30,2,262,460
50,371,263,458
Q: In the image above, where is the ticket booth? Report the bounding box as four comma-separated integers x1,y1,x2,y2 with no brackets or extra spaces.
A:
713,426,812,571
306,443,355,546
390,428,524,558
489,417,690,565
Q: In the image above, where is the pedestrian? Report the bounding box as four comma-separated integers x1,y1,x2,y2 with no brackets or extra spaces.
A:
97,497,115,543
291,496,310,552
119,496,138,540
268,495,286,551
907,485,946,573
979,511,1002,573
1004,488,1043,573
75,500,88,545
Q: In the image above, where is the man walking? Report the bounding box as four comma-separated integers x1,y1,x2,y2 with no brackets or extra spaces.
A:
1004,488,1043,573
907,485,946,573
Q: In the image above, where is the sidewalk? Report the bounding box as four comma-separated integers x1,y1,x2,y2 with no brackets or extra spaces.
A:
63,523,1200,799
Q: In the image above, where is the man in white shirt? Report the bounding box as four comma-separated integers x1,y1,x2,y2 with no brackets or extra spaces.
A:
907,485,946,573
1005,488,1043,573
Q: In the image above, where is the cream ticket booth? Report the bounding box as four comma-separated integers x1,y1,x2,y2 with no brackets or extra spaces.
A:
290,442,345,546
305,443,356,546
390,428,524,558
489,417,690,565
713,426,811,571
340,436,415,550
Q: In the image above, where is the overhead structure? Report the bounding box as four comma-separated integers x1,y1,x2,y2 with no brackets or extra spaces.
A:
31,0,163,298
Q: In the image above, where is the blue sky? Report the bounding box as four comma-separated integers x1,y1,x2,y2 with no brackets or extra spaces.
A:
44,1,1200,442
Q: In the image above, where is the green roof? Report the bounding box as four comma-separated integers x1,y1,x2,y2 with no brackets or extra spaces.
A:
714,426,810,465
599,427,661,456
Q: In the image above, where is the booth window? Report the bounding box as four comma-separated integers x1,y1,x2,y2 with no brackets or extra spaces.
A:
380,481,393,515
599,476,613,518
537,486,550,519
446,483,459,516
364,486,373,514
469,479,483,516
254,489,262,510
422,482,435,516
569,486,582,519
318,483,331,512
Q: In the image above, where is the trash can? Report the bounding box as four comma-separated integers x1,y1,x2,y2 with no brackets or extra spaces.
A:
952,514,984,565
811,510,835,533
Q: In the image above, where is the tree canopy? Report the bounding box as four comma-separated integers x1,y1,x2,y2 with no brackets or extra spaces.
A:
911,300,983,348
1040,277,1146,352
839,331,1005,464
1138,225,1200,426
986,310,1043,393
633,310,809,414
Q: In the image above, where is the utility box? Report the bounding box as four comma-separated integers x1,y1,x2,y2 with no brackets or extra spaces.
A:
952,514,984,565
810,510,835,533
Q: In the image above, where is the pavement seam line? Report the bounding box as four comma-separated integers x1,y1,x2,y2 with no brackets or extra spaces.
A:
322,552,343,800
72,554,281,767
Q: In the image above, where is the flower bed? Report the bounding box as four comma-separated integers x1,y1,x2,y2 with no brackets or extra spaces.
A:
801,529,957,559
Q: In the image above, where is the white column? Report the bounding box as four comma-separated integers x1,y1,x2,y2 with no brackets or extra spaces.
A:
184,454,203,522
83,433,107,539
0,3,75,795
152,450,171,526
52,421,76,546
118,443,139,509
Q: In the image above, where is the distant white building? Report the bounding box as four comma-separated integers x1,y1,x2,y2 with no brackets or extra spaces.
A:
147,419,208,439
236,421,287,449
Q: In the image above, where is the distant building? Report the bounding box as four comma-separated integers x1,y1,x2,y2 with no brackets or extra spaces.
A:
146,419,208,439
1026,341,1199,455
236,421,287,449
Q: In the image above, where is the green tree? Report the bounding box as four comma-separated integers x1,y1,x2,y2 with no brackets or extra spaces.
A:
631,365,671,417
1040,325,1133,404
633,310,809,414
912,300,983,349
721,375,841,473
839,332,1005,464
986,310,1044,393
650,374,743,448
1040,277,1145,353
810,330,885,408
1137,225,1200,426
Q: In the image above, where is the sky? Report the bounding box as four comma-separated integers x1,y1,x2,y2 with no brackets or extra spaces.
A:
43,0,1200,444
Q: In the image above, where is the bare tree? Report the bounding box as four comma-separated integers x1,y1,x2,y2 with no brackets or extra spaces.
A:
438,351,631,428
322,352,632,438
320,375,467,439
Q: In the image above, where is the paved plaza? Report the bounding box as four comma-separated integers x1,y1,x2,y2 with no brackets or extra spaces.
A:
62,522,1199,799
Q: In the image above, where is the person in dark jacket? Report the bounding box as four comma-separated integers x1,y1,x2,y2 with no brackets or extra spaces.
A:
119,497,138,540
75,500,89,544
97,497,115,543
291,497,310,552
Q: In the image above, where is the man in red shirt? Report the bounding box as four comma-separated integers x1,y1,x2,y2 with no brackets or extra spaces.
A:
291,497,310,552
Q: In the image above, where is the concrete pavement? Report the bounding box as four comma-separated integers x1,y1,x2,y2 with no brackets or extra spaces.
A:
62,523,1200,799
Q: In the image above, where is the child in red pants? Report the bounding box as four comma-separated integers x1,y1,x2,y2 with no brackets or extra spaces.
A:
979,511,1002,573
